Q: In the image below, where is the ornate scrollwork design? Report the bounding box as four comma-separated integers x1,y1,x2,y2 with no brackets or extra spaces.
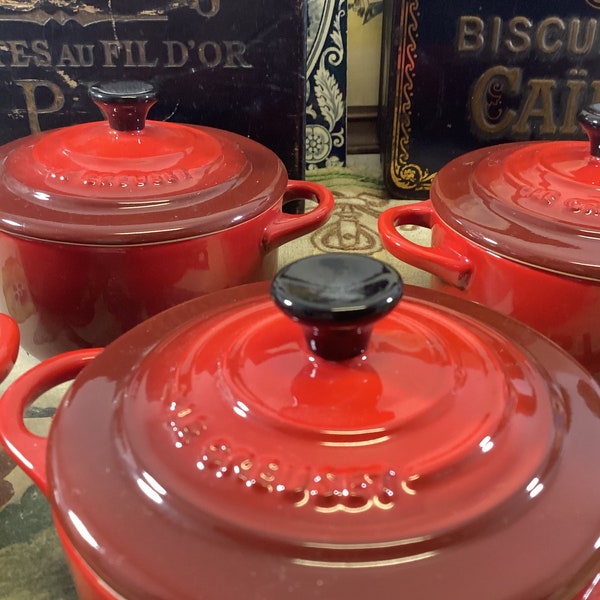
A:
390,0,437,193
306,0,346,169
394,162,436,192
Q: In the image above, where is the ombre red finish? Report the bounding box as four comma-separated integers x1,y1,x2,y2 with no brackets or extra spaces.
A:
1,254,600,599
378,106,600,378
0,81,334,359
0,313,19,383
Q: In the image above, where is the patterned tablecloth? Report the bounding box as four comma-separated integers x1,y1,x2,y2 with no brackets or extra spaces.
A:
0,167,431,599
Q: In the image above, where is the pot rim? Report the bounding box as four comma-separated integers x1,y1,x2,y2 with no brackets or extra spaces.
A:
3,255,600,599
5,275,596,599
0,81,292,245
0,126,289,245
431,139,600,281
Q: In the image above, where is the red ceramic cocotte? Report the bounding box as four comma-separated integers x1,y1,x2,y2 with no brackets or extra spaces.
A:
2,254,600,599
0,313,19,383
0,80,334,359
378,105,600,378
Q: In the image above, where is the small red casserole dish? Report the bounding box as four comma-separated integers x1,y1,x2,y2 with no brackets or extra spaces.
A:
1,254,600,599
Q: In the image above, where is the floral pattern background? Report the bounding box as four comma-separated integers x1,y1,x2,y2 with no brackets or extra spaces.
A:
306,0,347,169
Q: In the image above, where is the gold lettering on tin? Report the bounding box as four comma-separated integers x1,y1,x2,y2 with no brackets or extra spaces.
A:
456,16,484,51
456,15,600,58
592,80,600,103
6,40,31,67
197,41,223,68
164,40,189,67
567,18,598,54
471,65,520,134
470,64,600,138
98,39,162,68
222,40,252,68
56,43,94,67
100,40,122,67
0,38,254,70
505,16,532,52
0,2,221,25
31,40,51,66
536,17,565,53
14,79,64,133
0,39,51,67
195,0,221,18
512,78,557,135
121,40,159,68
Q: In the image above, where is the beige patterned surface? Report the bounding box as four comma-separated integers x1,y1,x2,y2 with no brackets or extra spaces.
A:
284,167,431,284
0,167,431,599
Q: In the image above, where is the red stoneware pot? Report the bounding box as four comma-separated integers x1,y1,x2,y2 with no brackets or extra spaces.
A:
378,105,600,378
0,313,19,383
0,80,334,360
2,254,600,599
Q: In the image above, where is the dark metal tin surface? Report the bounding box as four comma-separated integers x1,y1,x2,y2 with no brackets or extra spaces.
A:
0,0,306,180
379,0,600,198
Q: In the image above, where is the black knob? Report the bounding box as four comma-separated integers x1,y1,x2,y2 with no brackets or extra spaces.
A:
270,253,403,361
578,104,600,158
89,80,157,132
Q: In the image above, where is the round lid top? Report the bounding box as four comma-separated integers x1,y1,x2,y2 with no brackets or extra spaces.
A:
0,80,287,245
431,104,600,280
47,254,600,599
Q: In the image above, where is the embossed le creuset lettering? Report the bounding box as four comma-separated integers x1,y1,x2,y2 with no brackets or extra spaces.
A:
0,80,334,359
4,253,600,598
168,414,398,511
46,168,192,188
519,186,600,216
565,197,600,216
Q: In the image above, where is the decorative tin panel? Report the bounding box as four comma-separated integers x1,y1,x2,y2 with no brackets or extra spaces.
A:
0,1,307,180
306,0,348,170
379,0,600,198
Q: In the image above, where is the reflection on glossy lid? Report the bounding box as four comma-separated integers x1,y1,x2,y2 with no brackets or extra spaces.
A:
47,255,600,599
0,80,286,245
432,105,600,280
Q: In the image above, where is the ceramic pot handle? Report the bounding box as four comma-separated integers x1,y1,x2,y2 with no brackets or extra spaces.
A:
270,253,403,360
578,104,600,158
0,348,101,497
89,80,157,132
262,180,335,252
0,314,19,384
378,201,472,289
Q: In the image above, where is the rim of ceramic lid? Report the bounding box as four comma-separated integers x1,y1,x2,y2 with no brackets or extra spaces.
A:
431,138,600,281
0,81,287,245
45,273,600,599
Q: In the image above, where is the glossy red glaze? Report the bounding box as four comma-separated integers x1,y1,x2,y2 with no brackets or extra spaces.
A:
437,140,600,280
0,82,334,359
378,199,600,378
2,270,600,599
57,522,121,600
0,348,99,495
0,192,332,360
378,130,600,378
0,313,19,383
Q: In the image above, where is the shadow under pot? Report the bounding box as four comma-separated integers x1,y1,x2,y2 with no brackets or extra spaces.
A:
378,104,600,379
1,253,600,599
0,80,334,360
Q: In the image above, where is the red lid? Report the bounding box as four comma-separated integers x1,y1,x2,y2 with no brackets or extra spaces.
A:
47,254,600,598
431,105,600,280
0,81,286,245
